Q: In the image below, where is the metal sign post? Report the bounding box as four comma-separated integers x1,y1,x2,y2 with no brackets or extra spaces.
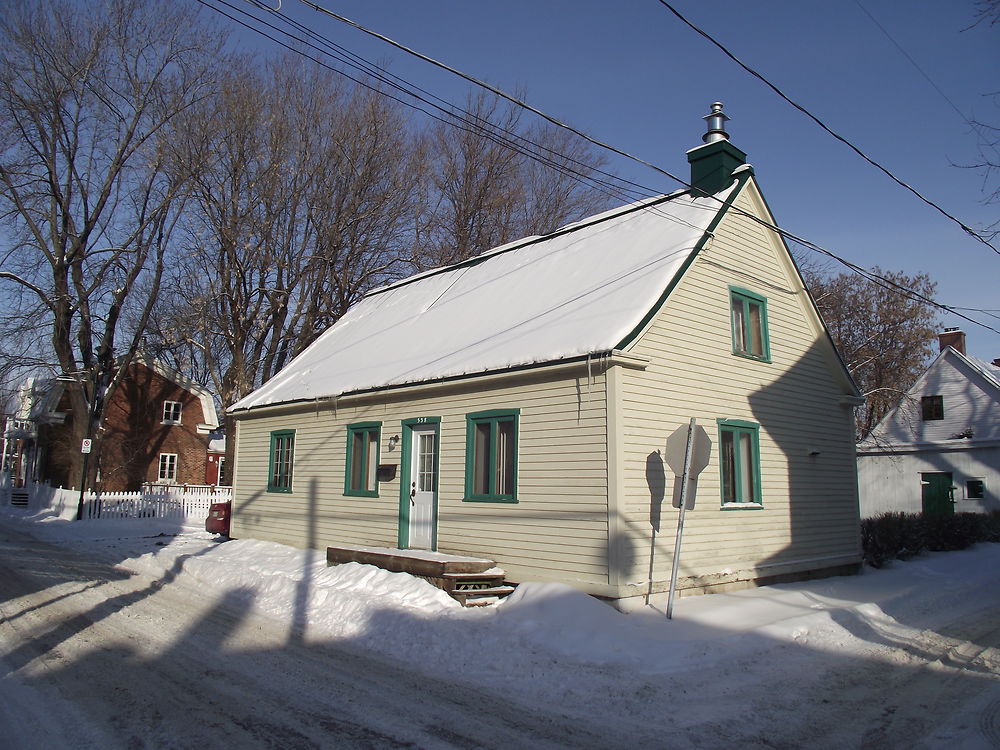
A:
666,418,697,620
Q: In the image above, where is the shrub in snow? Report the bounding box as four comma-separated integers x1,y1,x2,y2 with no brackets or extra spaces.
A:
862,511,1000,566
861,512,925,568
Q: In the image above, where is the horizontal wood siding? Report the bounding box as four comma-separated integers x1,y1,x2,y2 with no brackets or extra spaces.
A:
871,353,1000,444
232,369,610,585
858,446,1000,517
617,182,861,589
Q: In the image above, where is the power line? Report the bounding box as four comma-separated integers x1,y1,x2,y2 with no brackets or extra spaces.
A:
201,0,1000,335
654,0,1000,258
853,0,982,131
199,0,706,230
294,0,698,192
217,0,707,237
204,0,639,206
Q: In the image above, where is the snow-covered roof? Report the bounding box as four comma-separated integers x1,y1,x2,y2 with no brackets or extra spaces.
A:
967,352,1000,390
232,185,737,412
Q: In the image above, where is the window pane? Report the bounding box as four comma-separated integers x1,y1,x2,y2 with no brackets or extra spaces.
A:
721,430,735,502
731,298,746,352
748,302,763,356
351,431,366,490
473,422,491,495
278,439,286,486
738,432,755,502
366,430,378,490
283,437,293,487
496,419,515,495
271,440,281,486
418,433,436,492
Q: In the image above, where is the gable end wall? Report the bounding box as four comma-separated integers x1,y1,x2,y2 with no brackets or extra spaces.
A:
615,181,861,599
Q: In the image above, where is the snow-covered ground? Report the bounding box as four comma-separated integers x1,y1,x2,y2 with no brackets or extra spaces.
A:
2,507,1000,748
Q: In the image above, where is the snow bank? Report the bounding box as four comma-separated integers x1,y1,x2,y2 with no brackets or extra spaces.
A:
4,505,1000,676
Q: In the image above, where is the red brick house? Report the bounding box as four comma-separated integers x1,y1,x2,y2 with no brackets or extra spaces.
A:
205,434,227,486
17,358,221,491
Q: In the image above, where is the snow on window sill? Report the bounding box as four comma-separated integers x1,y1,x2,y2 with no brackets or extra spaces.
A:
721,501,764,510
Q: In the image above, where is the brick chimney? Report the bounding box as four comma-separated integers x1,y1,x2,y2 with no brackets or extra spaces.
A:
938,327,966,355
687,102,747,196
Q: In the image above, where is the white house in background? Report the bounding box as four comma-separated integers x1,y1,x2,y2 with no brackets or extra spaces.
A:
228,104,863,608
857,328,1000,518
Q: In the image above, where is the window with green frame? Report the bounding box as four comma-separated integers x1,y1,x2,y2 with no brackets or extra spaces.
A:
345,422,381,497
718,419,762,508
268,430,295,493
464,409,519,502
730,287,770,361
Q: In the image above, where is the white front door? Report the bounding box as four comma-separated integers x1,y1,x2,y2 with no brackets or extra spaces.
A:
407,425,438,550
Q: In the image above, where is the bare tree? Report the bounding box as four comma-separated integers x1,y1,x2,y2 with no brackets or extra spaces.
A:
804,268,941,439
148,70,613,487
968,0,1000,28
0,0,224,490
151,57,425,478
417,92,612,267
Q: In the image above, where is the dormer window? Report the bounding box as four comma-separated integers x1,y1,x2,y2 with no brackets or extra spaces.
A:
162,400,182,424
921,395,943,421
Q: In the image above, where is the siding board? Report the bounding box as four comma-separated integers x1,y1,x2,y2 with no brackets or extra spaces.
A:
233,369,611,585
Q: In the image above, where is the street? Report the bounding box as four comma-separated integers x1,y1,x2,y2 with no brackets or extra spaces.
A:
2,522,1000,749
0,526,627,749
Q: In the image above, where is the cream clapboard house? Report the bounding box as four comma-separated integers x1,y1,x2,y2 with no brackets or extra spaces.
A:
857,329,1000,518
229,105,863,607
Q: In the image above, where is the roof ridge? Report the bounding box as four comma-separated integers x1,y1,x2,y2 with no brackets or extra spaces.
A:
366,189,693,299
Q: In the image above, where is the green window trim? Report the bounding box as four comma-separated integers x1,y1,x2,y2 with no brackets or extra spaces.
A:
267,429,295,493
717,419,763,509
729,286,771,363
464,409,519,503
345,421,381,497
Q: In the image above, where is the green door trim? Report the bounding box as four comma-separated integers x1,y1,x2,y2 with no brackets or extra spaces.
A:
397,417,441,549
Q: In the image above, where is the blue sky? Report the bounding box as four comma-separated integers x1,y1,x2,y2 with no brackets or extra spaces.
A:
221,1,999,358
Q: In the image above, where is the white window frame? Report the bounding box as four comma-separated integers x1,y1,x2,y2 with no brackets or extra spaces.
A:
966,478,986,500
158,453,178,483
162,400,183,424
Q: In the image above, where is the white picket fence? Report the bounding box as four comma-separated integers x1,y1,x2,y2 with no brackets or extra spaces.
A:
0,480,231,523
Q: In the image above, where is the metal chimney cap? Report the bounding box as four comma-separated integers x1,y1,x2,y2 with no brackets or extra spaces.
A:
703,101,730,143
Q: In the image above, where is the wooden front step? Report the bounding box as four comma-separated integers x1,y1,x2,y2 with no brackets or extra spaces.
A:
326,544,495,577
420,571,515,606
451,585,517,607
326,544,516,607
